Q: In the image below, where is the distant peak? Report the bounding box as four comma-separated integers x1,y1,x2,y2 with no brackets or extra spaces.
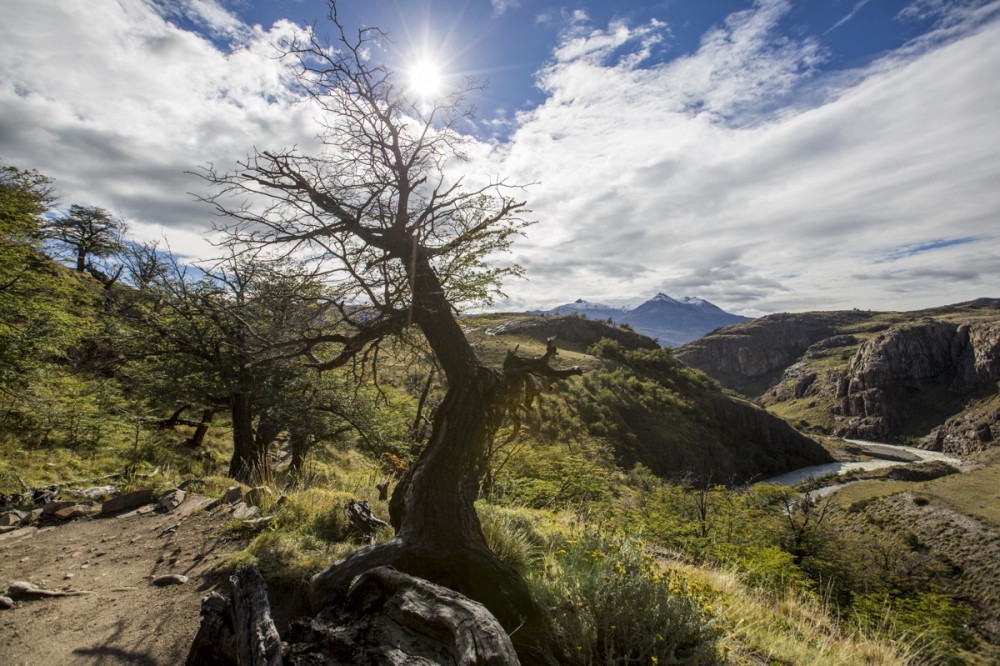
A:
652,293,678,302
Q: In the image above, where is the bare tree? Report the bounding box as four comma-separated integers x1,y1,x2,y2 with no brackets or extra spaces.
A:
198,1,580,632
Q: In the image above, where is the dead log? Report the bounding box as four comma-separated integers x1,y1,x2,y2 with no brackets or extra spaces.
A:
345,499,389,544
186,565,283,666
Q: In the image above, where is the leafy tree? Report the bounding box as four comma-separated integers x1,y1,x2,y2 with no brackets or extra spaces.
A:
43,204,126,276
0,165,85,394
198,2,581,631
121,245,335,482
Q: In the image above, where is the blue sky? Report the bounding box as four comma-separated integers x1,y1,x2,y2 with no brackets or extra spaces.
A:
1,0,999,315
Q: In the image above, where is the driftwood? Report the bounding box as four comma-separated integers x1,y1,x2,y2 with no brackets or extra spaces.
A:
7,581,92,598
345,499,389,544
186,565,282,666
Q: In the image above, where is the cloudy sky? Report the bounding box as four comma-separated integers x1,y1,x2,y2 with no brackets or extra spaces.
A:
2,0,998,315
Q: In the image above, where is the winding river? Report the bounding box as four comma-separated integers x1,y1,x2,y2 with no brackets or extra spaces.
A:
762,439,963,491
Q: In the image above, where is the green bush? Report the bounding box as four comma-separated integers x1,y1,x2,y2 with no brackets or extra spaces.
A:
851,591,976,664
527,533,723,665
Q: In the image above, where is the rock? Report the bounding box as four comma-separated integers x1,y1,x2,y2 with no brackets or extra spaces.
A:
175,495,221,518
221,486,243,504
52,502,97,520
244,486,273,507
241,516,275,530
152,574,189,586
286,566,520,665
0,595,13,609
0,510,27,526
101,488,154,514
231,502,261,520
41,500,76,515
74,485,116,500
158,488,186,510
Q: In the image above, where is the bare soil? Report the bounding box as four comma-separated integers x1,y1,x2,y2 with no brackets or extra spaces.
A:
0,499,248,665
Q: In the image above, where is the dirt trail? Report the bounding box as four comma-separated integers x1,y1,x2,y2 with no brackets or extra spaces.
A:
0,499,246,665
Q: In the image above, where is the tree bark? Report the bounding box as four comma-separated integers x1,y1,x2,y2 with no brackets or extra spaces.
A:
187,409,213,447
229,392,266,483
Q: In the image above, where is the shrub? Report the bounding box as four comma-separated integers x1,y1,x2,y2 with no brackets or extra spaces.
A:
527,532,723,664
477,502,548,573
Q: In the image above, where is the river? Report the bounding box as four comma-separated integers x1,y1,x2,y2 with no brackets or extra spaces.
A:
762,439,963,490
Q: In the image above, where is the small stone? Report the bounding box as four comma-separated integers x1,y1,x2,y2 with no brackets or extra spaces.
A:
76,485,116,500
241,515,275,530
0,510,27,527
53,503,97,520
231,502,261,520
158,488,186,510
221,486,243,504
41,500,75,515
244,486,273,507
152,574,189,586
0,596,13,609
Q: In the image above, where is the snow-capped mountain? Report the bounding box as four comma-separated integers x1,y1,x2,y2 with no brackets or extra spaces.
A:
531,293,752,347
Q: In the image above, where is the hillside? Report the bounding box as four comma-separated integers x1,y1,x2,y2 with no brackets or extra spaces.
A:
676,299,1000,453
466,313,831,485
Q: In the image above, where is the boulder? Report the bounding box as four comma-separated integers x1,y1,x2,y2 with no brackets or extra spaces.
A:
221,486,243,504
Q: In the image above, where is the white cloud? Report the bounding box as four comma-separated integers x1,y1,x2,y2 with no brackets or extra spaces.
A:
490,0,521,17
484,0,1000,313
0,0,317,258
2,0,998,315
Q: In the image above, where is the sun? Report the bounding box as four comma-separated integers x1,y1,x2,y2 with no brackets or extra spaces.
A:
407,57,445,100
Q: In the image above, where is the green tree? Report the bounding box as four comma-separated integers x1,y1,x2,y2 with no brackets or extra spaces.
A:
121,244,339,482
43,204,126,276
199,2,581,632
0,165,85,394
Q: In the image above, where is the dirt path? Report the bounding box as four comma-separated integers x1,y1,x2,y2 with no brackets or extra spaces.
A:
0,498,247,665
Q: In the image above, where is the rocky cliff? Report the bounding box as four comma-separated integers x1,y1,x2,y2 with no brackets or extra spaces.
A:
676,300,1000,454
674,311,877,391
832,320,1000,450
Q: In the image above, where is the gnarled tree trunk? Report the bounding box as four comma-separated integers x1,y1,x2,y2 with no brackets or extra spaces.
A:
309,252,575,638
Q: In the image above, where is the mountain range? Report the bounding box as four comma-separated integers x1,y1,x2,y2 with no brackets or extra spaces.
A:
530,293,751,347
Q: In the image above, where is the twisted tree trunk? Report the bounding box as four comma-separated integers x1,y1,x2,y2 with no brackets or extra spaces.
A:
309,252,576,637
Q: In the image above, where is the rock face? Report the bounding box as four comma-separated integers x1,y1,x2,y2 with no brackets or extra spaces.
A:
485,315,658,351
833,321,1000,447
678,299,1000,453
675,311,874,391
